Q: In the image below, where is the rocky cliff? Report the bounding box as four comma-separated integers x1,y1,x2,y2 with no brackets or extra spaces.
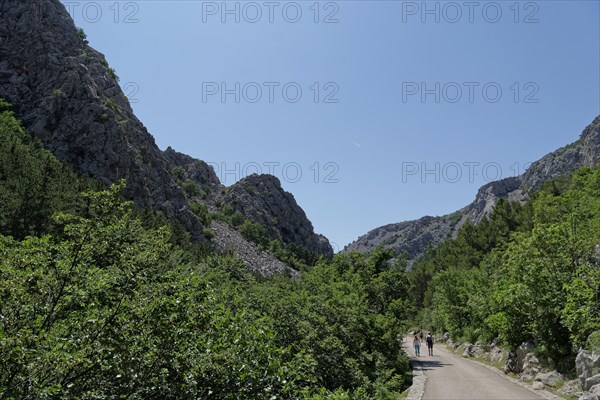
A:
0,0,333,270
344,116,600,261
162,147,333,257
162,146,223,202
222,174,333,257
0,0,202,235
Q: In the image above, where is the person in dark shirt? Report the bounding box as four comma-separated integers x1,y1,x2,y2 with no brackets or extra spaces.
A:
426,332,434,356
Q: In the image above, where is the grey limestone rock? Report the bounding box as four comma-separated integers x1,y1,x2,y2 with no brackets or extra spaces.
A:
222,174,333,257
534,371,564,388
0,0,203,237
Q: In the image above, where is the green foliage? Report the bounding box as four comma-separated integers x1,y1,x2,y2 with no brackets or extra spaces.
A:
76,27,89,44
100,58,119,82
101,96,117,110
243,249,412,397
0,99,84,239
0,185,301,398
190,202,210,225
171,165,185,180
230,211,245,227
0,188,413,397
239,219,270,248
202,226,215,239
0,106,414,397
410,167,600,363
0,99,415,398
586,331,600,352
0,184,182,398
182,178,201,197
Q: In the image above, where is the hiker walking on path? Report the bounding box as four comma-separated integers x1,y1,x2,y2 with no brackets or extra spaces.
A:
426,332,434,356
413,335,422,357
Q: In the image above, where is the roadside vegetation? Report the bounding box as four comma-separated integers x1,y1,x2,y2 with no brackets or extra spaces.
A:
410,167,600,362
0,99,412,399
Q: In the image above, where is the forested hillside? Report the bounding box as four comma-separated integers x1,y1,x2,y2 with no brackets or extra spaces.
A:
0,101,413,399
410,167,600,362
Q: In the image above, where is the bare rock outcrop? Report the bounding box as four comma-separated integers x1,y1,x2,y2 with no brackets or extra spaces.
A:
210,220,299,278
223,174,333,257
577,349,600,399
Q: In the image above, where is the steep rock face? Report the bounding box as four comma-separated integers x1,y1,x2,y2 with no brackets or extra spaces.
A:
0,0,334,264
520,115,600,189
344,116,600,260
223,174,333,257
161,149,334,258
0,0,202,236
461,177,524,222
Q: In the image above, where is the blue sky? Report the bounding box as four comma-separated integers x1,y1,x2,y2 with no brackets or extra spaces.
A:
62,0,600,251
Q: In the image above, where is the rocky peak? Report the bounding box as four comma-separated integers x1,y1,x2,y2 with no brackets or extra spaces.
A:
223,174,333,257
521,115,600,190
580,115,600,165
162,146,222,198
463,176,525,223
159,149,334,258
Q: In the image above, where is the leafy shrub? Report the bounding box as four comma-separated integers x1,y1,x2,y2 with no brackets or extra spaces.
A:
191,202,210,225
77,27,89,44
410,167,600,361
202,226,215,239
0,99,83,238
586,331,600,352
0,100,416,398
182,178,201,197
239,220,269,248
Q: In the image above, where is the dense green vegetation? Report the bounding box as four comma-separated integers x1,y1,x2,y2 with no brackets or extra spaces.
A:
2,96,598,397
411,169,600,363
0,101,412,398
0,100,89,240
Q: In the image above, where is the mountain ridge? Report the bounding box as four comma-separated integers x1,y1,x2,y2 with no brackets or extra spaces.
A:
343,115,600,261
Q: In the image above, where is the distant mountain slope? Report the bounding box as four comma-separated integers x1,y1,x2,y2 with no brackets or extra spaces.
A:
0,0,332,272
343,115,600,261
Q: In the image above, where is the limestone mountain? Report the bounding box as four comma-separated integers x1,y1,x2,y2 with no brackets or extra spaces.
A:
0,0,200,234
163,147,333,258
344,115,600,262
0,0,332,272
221,174,333,257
